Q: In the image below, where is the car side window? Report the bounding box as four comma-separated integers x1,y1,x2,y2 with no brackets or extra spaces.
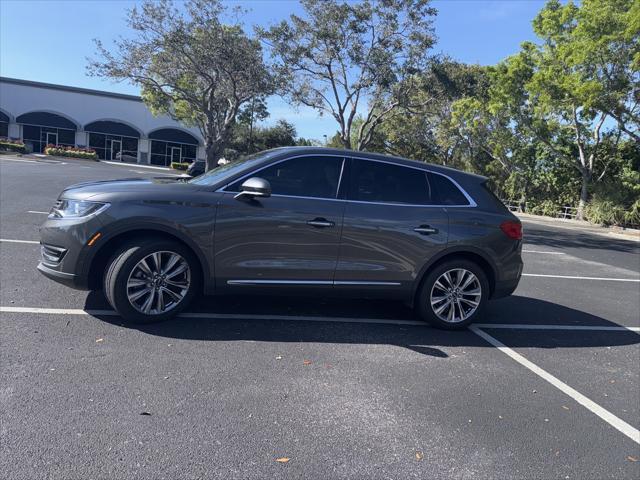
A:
226,156,343,199
428,172,470,206
348,159,433,205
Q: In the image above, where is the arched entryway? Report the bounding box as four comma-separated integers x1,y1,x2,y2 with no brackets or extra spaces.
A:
85,120,141,162
148,128,200,166
16,111,78,153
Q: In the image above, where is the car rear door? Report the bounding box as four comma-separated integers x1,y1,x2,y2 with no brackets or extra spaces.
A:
334,158,449,294
214,155,346,288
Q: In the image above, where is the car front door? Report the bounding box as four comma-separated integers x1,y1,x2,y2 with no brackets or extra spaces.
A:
334,158,449,293
214,155,346,288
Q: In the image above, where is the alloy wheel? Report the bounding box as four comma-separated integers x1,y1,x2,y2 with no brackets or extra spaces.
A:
126,251,191,315
429,268,482,323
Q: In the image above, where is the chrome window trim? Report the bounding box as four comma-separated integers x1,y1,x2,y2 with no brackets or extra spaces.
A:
227,279,401,286
216,153,477,208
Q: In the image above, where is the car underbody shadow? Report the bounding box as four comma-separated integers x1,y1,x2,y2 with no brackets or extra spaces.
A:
84,291,640,356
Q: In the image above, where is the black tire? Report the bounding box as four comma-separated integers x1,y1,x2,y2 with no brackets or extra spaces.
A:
416,259,489,330
104,239,200,324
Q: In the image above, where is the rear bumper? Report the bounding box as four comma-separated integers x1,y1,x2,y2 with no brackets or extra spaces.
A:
492,260,523,299
492,276,520,299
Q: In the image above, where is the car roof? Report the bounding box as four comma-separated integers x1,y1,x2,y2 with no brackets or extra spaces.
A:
265,147,487,183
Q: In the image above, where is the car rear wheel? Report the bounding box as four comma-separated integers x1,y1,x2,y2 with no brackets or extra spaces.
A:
416,259,489,330
104,239,199,324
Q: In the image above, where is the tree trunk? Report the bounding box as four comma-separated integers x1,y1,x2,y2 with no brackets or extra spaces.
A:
341,134,352,150
576,171,590,221
205,140,224,171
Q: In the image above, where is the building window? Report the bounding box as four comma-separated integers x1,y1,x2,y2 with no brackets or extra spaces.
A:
150,140,197,166
16,112,77,153
85,120,141,162
0,111,9,138
148,128,199,166
88,133,139,162
22,125,76,153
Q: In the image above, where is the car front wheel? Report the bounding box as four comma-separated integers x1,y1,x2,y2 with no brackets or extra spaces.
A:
416,259,489,330
104,239,199,324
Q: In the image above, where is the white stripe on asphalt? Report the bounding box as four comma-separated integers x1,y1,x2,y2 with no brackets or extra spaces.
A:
0,158,39,164
469,326,640,445
0,306,426,326
2,306,638,333
522,273,639,282
101,160,171,171
27,210,49,214
522,250,566,255
0,239,39,244
475,323,640,333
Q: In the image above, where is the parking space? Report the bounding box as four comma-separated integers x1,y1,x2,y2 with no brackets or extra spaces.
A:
1,154,639,479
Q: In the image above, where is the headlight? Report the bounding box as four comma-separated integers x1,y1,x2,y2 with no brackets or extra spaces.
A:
49,200,110,219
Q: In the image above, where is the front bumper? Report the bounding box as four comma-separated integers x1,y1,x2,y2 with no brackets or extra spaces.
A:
37,262,81,289
37,214,105,290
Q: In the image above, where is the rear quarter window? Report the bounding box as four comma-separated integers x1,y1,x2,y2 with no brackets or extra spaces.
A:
428,173,470,206
480,182,511,213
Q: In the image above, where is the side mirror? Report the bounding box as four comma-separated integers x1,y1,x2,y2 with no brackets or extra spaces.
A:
234,177,271,199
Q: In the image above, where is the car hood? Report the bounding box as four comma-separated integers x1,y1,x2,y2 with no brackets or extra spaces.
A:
60,177,199,201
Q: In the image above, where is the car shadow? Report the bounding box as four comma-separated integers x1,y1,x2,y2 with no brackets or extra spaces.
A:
84,292,640,358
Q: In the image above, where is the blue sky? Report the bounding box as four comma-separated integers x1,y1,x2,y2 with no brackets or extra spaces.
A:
0,0,546,139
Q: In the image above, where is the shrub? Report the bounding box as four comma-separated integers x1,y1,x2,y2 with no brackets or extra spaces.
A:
529,200,562,217
584,198,626,226
44,144,98,160
171,162,189,170
0,137,26,153
623,199,640,227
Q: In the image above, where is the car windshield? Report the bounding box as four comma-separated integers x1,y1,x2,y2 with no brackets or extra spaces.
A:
188,149,283,186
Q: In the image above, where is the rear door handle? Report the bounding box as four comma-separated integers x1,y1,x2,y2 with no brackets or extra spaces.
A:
414,225,438,235
307,218,335,228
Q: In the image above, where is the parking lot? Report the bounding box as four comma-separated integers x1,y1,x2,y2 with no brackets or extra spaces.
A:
1,154,639,479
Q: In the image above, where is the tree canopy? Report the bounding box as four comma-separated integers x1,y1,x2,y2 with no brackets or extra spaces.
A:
259,0,436,151
88,0,274,170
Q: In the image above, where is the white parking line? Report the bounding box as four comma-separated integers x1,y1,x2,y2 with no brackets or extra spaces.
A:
0,158,39,164
27,210,49,214
0,306,426,326
0,239,39,244
522,273,639,282
475,323,640,333
470,326,640,445
522,250,565,255
2,306,638,333
102,160,171,171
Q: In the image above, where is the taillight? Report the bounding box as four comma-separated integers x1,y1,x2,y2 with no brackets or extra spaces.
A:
500,220,522,240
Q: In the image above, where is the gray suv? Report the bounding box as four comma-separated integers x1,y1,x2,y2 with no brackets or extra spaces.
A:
38,147,523,329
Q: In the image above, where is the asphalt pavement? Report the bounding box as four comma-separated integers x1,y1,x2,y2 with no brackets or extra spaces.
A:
1,154,639,480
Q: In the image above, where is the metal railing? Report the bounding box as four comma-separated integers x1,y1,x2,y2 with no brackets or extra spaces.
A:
501,200,578,220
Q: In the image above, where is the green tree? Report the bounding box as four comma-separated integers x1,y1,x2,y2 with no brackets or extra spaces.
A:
380,59,489,167
227,119,298,158
88,0,274,171
259,0,436,151
527,0,638,219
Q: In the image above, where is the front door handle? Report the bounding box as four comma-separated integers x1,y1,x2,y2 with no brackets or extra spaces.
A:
307,218,335,228
414,225,439,235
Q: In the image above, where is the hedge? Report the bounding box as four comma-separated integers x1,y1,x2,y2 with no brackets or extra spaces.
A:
44,145,98,160
0,138,26,154
171,162,190,170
